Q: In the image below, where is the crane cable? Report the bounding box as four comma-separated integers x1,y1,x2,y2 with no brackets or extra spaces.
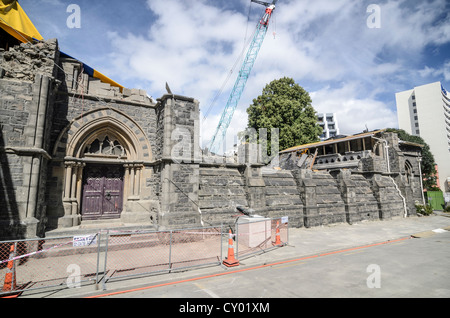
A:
202,2,258,121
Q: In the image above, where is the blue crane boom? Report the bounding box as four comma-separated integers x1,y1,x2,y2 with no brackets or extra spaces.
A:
208,0,277,154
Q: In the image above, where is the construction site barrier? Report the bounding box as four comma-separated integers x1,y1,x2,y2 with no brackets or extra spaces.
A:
0,218,288,296
235,217,288,259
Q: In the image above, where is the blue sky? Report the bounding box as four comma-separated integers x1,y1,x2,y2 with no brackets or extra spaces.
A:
18,0,450,150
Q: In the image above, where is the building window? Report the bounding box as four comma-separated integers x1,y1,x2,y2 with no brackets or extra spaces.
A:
84,136,126,158
405,160,413,184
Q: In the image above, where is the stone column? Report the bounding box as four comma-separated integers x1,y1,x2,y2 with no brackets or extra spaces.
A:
129,164,136,199
121,163,155,225
134,165,142,196
72,162,85,226
243,164,266,210
63,162,74,201
335,170,359,224
60,161,78,228
293,169,319,228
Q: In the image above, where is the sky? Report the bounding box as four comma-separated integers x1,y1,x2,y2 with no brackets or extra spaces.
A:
18,0,450,152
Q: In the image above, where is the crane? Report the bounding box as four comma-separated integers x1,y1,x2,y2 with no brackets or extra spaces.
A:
208,0,278,154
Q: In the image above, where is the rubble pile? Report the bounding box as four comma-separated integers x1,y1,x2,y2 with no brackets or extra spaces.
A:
0,39,58,81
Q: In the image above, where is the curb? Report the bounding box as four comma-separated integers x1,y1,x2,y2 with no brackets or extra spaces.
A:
411,227,449,238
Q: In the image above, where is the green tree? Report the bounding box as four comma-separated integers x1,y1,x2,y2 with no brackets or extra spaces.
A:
245,77,322,153
385,128,438,190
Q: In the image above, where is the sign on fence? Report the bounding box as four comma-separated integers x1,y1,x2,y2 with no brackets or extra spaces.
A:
73,234,97,247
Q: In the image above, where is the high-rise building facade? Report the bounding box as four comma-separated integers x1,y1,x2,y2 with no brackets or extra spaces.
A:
317,113,340,141
395,81,450,194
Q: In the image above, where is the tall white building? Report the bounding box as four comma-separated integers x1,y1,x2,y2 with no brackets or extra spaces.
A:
395,81,450,194
317,113,340,141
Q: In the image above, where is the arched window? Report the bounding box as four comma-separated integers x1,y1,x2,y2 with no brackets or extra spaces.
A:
83,135,126,158
405,160,413,184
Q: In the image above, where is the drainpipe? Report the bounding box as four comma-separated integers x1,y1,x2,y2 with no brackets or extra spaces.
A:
390,175,408,218
417,156,426,205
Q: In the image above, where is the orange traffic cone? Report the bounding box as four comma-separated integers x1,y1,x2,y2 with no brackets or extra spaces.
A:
2,244,17,293
223,230,239,267
273,221,282,246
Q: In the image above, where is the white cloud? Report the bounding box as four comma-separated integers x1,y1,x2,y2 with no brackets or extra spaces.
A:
311,83,399,134
199,108,249,151
418,61,450,82
105,0,249,103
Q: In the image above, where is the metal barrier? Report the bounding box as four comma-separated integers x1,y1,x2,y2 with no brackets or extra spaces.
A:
0,234,101,294
101,226,223,286
0,218,288,296
235,217,288,259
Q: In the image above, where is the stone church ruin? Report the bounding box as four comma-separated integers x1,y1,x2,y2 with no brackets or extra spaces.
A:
1,36,425,240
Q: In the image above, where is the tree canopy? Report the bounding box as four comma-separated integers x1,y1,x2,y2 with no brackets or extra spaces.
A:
245,77,322,153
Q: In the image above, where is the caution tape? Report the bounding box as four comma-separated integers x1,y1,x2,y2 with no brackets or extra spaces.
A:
0,222,286,264
0,234,98,265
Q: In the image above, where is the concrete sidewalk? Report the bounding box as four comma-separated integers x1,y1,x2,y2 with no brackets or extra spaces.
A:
15,212,450,298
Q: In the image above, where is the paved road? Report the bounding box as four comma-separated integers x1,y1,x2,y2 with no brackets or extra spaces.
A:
95,230,450,299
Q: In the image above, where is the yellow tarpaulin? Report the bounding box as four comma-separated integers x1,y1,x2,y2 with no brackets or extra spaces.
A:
0,0,124,92
0,0,43,42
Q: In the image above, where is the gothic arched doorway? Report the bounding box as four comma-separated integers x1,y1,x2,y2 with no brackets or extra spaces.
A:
80,133,127,220
54,108,153,226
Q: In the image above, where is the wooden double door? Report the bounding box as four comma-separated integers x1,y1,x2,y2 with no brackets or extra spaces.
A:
81,164,124,220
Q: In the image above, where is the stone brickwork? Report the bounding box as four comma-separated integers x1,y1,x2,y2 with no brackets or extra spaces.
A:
292,169,347,228
197,166,248,226
370,174,407,219
0,45,57,239
0,39,58,81
259,169,303,227
335,170,380,223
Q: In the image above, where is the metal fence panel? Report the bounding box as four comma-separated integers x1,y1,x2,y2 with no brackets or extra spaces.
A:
0,234,101,295
102,229,171,282
0,220,287,296
102,226,223,284
169,227,223,270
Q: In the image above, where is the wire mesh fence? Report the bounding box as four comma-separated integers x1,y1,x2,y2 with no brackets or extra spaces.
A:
0,234,101,295
0,217,288,296
102,226,223,284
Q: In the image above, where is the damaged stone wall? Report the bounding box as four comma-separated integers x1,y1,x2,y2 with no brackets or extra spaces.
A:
197,166,248,226
0,39,59,239
334,170,380,223
0,39,58,81
292,169,347,228
259,169,304,227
